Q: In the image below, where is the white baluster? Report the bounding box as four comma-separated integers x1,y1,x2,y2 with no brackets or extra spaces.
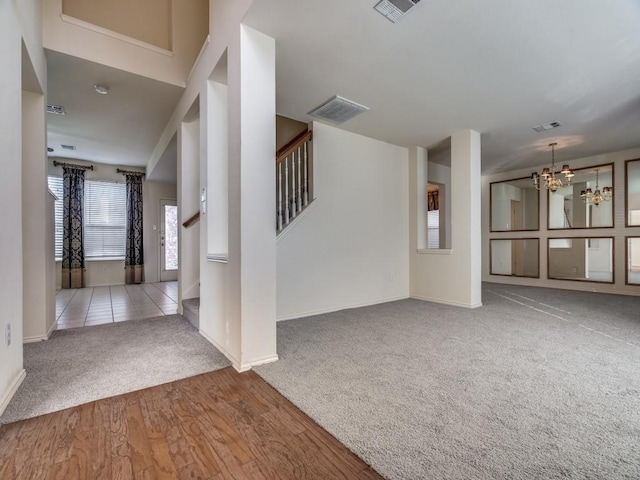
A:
303,142,309,206
284,160,290,225
297,146,302,212
291,153,297,219
277,162,283,231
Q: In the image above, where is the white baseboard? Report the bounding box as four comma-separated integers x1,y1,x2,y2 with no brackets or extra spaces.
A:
237,354,279,372
276,294,410,322
47,320,58,338
198,329,279,372
23,320,59,344
411,294,482,309
198,328,241,371
0,369,26,417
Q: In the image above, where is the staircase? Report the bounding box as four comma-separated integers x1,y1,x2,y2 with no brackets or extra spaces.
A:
276,129,313,234
182,298,200,329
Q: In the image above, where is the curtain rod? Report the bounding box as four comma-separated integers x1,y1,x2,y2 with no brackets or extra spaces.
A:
52,160,94,170
117,168,145,176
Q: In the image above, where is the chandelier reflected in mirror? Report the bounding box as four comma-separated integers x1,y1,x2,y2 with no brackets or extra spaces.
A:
531,143,574,193
581,169,612,206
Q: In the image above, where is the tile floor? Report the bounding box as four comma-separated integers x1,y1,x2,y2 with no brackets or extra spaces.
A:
55,282,178,330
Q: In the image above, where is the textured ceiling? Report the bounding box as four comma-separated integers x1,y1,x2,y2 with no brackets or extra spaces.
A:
46,49,184,169
244,0,640,173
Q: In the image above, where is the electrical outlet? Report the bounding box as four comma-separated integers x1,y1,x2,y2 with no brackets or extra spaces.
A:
5,323,10,346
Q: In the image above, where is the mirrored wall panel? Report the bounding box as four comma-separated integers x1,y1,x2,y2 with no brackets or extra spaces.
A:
548,164,614,229
626,237,640,285
490,178,539,231
490,239,539,278
626,159,640,226
548,237,613,283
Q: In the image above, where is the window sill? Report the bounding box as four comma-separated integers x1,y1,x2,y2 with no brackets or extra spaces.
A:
55,257,125,262
417,248,453,255
86,257,125,262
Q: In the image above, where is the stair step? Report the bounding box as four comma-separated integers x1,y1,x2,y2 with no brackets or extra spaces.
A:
182,298,200,329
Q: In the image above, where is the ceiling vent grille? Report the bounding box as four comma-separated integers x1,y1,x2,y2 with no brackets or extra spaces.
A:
533,121,562,133
308,95,370,124
374,0,421,22
46,104,66,115
61,144,77,151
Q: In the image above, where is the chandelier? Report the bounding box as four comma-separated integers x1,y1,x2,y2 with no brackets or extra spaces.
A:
531,143,574,193
580,169,612,206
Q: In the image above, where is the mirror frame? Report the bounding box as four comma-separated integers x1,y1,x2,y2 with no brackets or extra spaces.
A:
489,176,540,232
625,236,640,286
546,236,614,284
489,238,540,278
625,158,640,227
546,162,615,230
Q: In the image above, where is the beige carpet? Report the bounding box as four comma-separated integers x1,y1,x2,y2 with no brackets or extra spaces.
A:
0,315,230,425
256,284,640,480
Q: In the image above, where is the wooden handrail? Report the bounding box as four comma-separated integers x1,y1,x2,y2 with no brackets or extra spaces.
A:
276,130,312,164
182,211,200,228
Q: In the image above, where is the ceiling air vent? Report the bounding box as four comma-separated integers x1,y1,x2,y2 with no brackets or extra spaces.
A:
374,0,421,23
308,95,370,124
533,121,562,133
61,144,77,151
46,104,66,115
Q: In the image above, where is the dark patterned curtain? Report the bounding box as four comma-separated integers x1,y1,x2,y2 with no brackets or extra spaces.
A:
428,190,439,211
125,174,145,284
62,167,85,288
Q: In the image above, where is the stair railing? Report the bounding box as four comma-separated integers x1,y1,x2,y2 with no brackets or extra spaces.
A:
276,129,313,234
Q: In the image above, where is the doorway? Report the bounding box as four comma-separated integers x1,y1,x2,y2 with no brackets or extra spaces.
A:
160,199,178,282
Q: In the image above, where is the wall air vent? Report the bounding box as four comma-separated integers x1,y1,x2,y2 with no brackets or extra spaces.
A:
533,121,562,133
374,0,421,23
61,144,77,151
308,95,370,125
46,104,66,115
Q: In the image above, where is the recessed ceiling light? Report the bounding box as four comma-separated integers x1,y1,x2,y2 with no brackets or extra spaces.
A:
61,144,77,151
94,84,109,95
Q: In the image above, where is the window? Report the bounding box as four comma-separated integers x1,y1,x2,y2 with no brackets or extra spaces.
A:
47,176,64,259
48,177,127,260
85,180,126,258
427,210,440,249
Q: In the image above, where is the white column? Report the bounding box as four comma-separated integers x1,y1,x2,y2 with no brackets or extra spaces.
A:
409,130,482,308
238,25,277,369
451,130,482,307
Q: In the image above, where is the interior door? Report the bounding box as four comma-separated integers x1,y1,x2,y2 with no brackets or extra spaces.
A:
160,199,178,282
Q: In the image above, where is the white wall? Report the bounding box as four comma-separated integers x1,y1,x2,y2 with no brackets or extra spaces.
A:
23,89,53,343
483,146,640,295
0,0,45,416
276,122,410,320
43,0,208,87
178,118,201,301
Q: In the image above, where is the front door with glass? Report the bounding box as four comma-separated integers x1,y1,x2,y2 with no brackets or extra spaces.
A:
160,199,178,282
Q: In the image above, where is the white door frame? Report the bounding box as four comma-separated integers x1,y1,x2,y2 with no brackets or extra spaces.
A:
160,199,178,282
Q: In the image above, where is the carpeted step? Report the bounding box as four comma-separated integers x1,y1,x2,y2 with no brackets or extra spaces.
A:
182,298,200,329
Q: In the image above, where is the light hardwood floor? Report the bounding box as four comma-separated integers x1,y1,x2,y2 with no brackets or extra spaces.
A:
0,368,382,480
